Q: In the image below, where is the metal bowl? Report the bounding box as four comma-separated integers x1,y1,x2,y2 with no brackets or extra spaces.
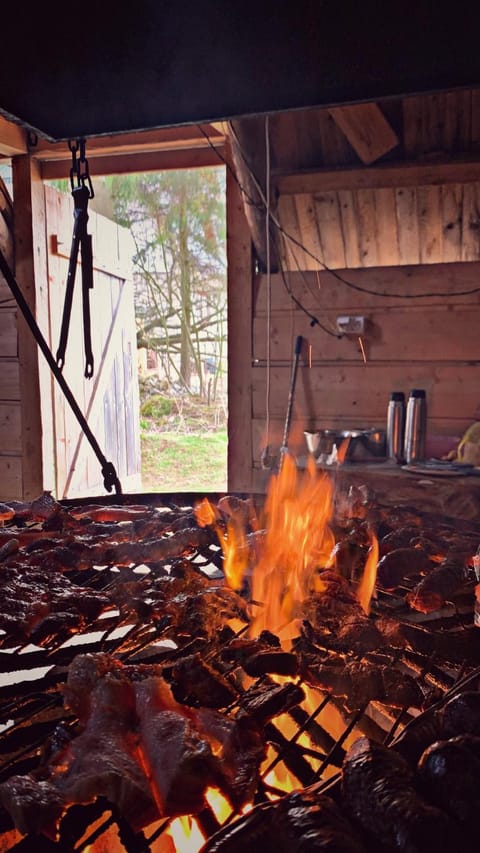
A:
304,430,340,458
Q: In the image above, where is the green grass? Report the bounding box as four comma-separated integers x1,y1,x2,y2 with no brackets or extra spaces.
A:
141,429,227,493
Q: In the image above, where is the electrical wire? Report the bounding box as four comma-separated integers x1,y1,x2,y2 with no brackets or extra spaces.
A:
200,123,480,301
261,116,273,469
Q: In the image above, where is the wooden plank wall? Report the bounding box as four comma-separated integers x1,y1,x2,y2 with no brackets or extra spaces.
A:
277,181,480,270
0,176,23,499
45,185,142,498
251,262,480,491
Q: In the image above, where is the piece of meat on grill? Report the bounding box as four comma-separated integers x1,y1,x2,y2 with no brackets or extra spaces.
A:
0,569,112,644
406,549,470,612
57,674,158,832
238,678,305,723
376,546,432,589
196,707,265,809
439,689,480,737
201,789,366,852
135,676,218,818
220,632,299,677
168,652,238,708
63,652,126,722
300,611,403,657
342,736,456,853
0,671,158,839
391,687,480,766
301,655,424,709
0,775,65,840
417,734,480,834
166,585,249,640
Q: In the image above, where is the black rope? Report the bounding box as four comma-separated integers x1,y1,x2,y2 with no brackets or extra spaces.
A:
0,247,122,495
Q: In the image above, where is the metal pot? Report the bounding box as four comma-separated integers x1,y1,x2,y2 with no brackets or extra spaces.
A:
340,428,386,460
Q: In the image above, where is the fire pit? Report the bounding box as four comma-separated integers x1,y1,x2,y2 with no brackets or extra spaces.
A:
0,466,478,852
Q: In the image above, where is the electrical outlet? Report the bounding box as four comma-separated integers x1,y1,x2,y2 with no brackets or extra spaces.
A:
336,315,366,335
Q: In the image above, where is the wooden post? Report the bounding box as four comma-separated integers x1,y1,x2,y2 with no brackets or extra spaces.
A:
12,154,54,498
226,149,254,493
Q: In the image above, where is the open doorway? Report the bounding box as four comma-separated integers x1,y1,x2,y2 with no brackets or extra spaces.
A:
91,166,228,493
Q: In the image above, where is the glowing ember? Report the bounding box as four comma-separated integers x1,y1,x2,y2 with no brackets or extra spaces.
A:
204,787,233,823
166,815,205,852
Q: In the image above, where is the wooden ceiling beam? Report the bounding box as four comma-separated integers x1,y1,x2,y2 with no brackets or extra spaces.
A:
39,145,226,181
328,103,399,164
0,116,27,157
32,123,224,162
274,158,480,195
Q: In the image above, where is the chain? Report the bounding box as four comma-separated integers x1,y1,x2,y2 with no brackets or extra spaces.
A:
68,138,95,198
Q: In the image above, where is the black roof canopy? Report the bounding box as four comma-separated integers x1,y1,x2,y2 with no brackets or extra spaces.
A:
1,0,480,141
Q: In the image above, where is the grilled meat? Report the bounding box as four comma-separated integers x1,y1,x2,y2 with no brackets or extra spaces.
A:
398,622,480,665
5,652,266,837
342,736,455,852
439,689,480,737
391,687,480,766
221,633,299,677
201,789,366,852
134,676,219,817
239,678,305,723
167,585,249,639
57,674,157,831
300,612,402,657
301,655,424,709
196,707,265,808
168,652,237,708
417,734,480,831
380,526,428,554
377,547,432,590
391,709,444,766
0,775,65,840
407,549,469,613
0,569,111,643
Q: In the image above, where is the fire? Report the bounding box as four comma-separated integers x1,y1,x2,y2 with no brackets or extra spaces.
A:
195,497,249,590
165,815,205,852
197,453,379,635
250,454,335,640
356,530,379,615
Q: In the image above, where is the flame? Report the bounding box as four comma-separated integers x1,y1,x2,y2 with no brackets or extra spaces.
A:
195,496,219,527
165,815,206,852
356,530,379,615
204,787,233,823
336,437,351,465
250,454,335,641
195,498,249,590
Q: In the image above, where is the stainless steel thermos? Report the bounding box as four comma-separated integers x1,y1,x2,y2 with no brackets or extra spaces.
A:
404,389,427,464
386,391,405,463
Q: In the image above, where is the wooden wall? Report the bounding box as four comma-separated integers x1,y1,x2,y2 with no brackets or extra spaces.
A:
0,173,142,502
249,262,480,492
277,181,480,269
0,176,21,499
45,185,142,498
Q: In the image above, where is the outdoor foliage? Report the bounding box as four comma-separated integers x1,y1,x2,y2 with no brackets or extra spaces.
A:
106,167,227,399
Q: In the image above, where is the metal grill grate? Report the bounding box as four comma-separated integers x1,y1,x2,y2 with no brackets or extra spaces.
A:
0,493,478,851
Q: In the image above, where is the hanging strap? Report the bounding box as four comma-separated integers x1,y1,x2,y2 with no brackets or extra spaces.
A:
56,139,95,378
0,247,122,495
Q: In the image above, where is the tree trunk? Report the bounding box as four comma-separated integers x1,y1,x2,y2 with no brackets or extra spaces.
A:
178,191,192,389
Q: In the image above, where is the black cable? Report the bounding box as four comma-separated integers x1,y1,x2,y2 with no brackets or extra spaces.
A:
275,223,480,299
0,247,122,495
200,124,480,301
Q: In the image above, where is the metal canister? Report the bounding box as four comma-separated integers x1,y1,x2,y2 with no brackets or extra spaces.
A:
386,391,405,463
404,389,427,464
